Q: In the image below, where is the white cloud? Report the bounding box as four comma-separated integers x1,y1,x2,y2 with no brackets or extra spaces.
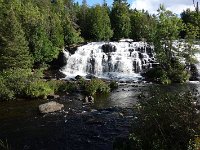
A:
131,0,196,14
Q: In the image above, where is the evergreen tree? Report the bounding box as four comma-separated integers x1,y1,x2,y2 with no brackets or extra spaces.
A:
181,9,200,39
62,0,83,45
0,4,33,70
77,0,90,40
89,5,113,41
110,0,131,40
130,9,156,42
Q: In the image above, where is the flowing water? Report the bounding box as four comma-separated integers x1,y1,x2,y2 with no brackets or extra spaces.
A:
61,41,156,81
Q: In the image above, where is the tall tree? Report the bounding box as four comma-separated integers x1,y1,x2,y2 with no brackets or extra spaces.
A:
130,9,156,41
88,5,113,41
0,3,33,70
77,0,89,40
153,5,184,64
62,0,83,45
110,0,131,40
181,9,200,39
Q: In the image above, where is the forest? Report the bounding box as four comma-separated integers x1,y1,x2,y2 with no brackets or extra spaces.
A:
0,0,199,100
0,0,200,150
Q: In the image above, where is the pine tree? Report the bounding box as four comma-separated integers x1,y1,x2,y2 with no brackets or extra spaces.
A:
0,6,33,70
89,5,113,41
110,0,131,40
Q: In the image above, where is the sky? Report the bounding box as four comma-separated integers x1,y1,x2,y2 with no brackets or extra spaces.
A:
75,0,197,14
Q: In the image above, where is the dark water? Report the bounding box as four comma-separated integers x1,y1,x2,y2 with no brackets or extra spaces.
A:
0,82,199,150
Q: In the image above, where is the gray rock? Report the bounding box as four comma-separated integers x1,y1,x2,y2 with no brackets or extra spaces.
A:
39,101,64,114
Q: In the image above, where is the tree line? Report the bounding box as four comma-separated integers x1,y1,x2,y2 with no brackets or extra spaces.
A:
0,0,199,69
0,0,199,100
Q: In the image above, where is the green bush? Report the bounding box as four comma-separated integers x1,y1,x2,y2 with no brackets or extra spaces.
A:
144,67,171,84
85,79,110,95
25,80,54,99
48,80,78,93
130,88,200,150
1,68,33,95
144,60,189,84
0,68,54,100
0,77,14,100
168,61,189,83
109,81,119,90
58,81,78,93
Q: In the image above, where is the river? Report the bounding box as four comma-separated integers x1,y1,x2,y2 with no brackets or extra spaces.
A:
0,82,199,150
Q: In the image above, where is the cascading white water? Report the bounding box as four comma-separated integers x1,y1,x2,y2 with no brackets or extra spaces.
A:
61,41,156,81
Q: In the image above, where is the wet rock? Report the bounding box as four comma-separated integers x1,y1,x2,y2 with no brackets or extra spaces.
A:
39,101,64,114
83,96,94,104
47,94,60,99
86,74,96,79
75,75,83,80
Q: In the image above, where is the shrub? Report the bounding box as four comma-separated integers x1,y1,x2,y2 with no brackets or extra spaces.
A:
48,80,78,93
144,67,171,84
168,61,189,83
58,81,78,93
144,60,189,84
85,79,110,95
25,80,54,99
130,88,200,150
0,76,14,100
1,68,33,96
109,81,118,90
0,68,51,100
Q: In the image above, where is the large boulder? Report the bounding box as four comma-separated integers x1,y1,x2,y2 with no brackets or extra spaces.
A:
39,101,64,114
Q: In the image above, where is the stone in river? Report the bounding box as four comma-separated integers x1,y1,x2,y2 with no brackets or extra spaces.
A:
39,101,64,113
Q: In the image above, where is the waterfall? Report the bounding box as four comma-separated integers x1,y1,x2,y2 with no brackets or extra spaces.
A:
61,41,156,81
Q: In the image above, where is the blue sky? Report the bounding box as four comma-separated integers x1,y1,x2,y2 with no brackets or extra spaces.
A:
74,0,133,6
74,0,196,14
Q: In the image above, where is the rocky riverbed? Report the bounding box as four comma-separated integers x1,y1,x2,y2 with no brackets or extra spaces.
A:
0,83,146,150
0,82,199,150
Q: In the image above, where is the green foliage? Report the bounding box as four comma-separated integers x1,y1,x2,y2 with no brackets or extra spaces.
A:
110,0,131,40
88,5,113,41
130,88,200,150
0,3,33,70
25,80,54,99
32,27,60,64
85,79,110,95
181,9,200,39
144,67,171,84
153,5,184,64
144,60,189,84
0,68,52,100
168,60,189,83
63,15,83,45
129,10,156,42
1,69,31,96
0,77,14,100
47,80,78,93
109,81,119,90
